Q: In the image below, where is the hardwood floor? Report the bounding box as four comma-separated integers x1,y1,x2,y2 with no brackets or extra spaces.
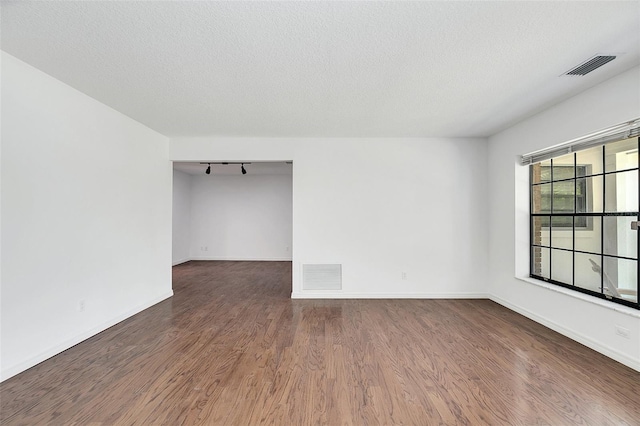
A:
1,261,639,425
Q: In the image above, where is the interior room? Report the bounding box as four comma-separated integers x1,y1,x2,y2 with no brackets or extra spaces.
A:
172,162,293,266
1,1,639,424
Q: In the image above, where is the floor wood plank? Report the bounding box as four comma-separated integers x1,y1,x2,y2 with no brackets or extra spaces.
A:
1,261,639,425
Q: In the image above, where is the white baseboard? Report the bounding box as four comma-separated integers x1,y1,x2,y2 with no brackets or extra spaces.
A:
490,295,640,372
0,291,174,382
172,257,190,266
190,256,292,261
291,292,488,299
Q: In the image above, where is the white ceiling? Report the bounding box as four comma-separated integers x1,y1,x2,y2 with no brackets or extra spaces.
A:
2,1,639,138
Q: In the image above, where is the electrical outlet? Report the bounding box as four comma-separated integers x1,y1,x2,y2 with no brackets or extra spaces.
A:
286,246,290,252
615,325,630,339
78,300,85,312
401,272,407,280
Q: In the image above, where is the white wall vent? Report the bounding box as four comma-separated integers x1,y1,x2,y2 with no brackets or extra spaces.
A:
302,264,342,290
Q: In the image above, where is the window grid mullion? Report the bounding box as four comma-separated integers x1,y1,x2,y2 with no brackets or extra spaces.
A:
550,158,553,281
600,146,605,295
571,152,578,286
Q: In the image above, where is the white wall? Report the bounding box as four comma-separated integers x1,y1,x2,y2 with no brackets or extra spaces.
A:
488,65,640,371
172,169,192,265
0,53,173,381
190,174,293,261
170,137,488,298
0,51,3,373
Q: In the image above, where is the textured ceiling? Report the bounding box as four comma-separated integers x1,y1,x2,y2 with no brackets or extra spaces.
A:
2,1,639,138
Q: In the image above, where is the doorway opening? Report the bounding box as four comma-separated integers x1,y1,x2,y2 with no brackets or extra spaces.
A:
171,161,293,294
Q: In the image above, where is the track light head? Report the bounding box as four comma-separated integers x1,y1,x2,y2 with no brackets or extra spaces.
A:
205,164,211,175
241,164,247,175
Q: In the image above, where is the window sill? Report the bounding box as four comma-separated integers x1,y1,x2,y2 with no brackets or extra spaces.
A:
516,276,640,318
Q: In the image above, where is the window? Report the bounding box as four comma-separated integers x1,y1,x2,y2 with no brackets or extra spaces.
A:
537,165,589,228
530,137,639,309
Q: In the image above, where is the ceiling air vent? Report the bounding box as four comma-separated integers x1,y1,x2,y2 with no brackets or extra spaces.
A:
564,55,616,76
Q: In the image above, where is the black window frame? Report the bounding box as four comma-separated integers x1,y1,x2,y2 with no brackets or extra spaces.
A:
529,138,640,310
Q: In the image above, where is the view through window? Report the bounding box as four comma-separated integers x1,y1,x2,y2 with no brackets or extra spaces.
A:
530,137,639,309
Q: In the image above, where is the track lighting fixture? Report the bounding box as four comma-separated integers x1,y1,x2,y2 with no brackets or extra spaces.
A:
199,162,252,175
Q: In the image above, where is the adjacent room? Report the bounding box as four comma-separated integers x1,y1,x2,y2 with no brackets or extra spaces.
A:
1,1,639,424
172,162,293,266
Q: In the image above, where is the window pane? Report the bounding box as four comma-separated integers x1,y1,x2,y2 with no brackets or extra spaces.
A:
532,183,551,214
533,159,552,183
551,221,573,250
552,180,575,213
551,249,573,284
576,146,603,176
531,162,548,184
575,216,601,254
550,216,573,228
603,216,638,259
532,246,550,278
532,216,550,247
604,137,638,173
552,154,575,180
575,253,602,293
576,175,603,213
603,257,638,303
604,170,638,213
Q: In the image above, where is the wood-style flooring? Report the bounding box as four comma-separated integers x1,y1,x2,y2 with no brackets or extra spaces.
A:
1,261,639,425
